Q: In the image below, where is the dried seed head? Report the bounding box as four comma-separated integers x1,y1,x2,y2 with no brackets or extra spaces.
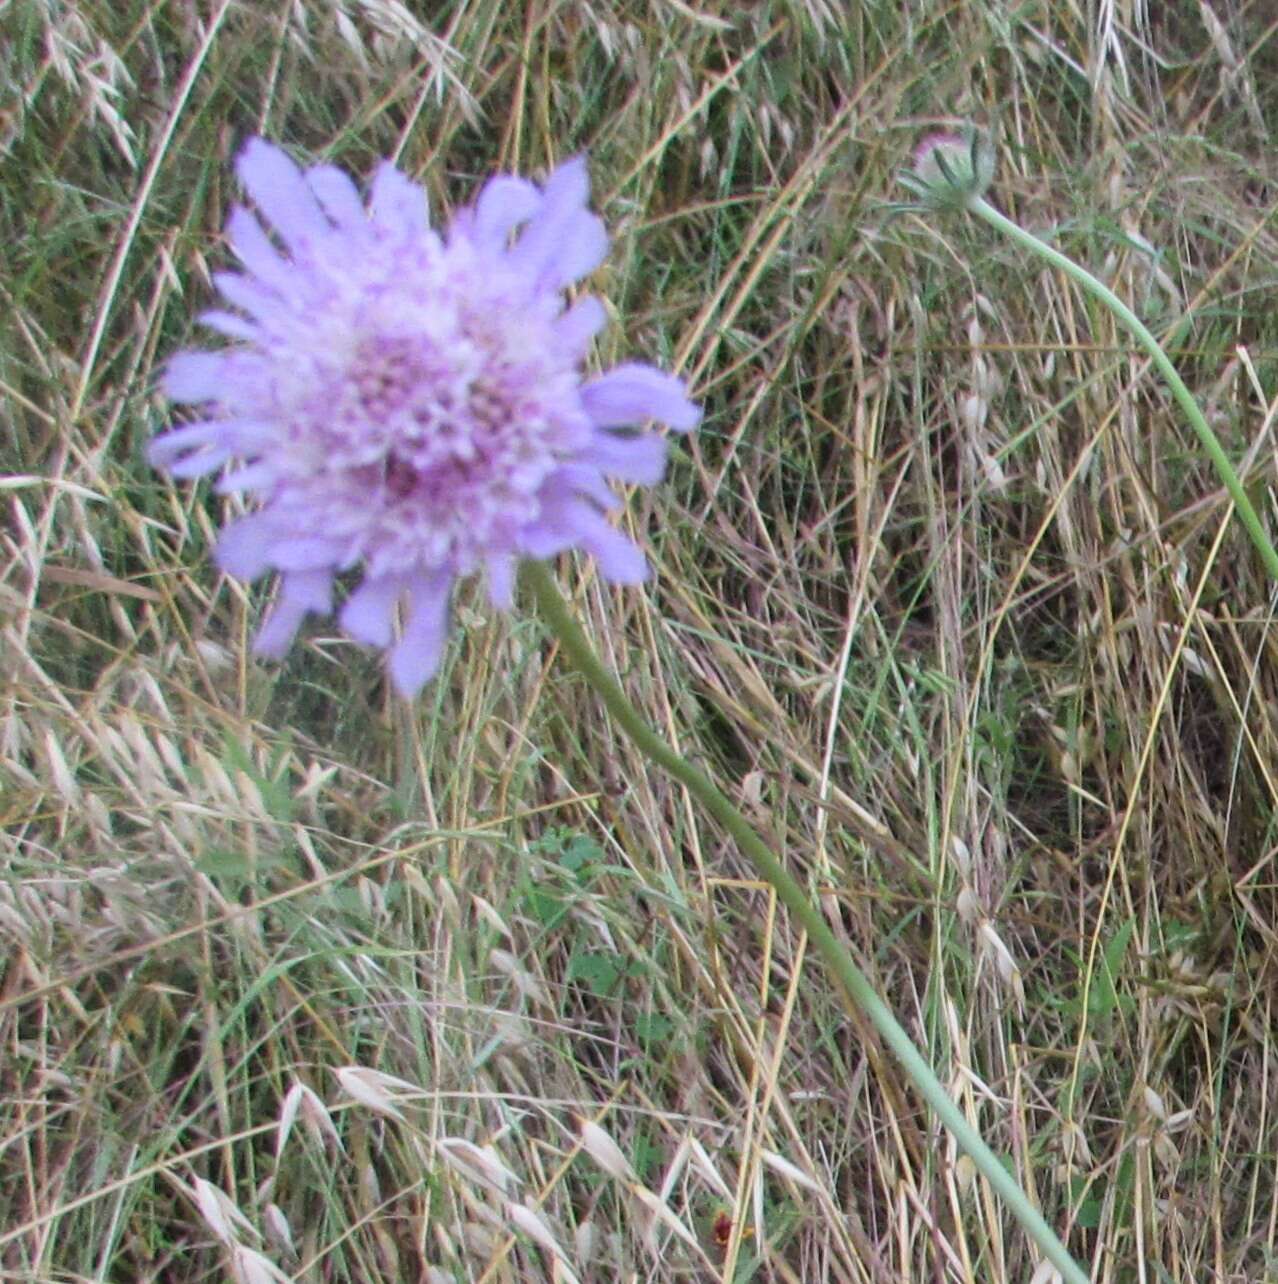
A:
263,1204,295,1258
333,1064,421,1120
278,1080,342,1158
231,1245,293,1284
436,1136,522,1195
191,1176,258,1245
578,1118,638,1183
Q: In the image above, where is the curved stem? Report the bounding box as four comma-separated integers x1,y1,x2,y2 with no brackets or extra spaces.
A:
968,194,1278,583
524,560,1090,1284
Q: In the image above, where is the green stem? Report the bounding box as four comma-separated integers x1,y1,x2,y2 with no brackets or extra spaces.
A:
524,559,1090,1284
968,194,1278,584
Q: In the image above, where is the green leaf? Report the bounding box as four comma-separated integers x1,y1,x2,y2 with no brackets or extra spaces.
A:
1074,1197,1103,1229
220,733,294,824
1090,917,1135,1019
525,887,568,930
633,1012,674,1050
567,951,622,997
560,834,603,877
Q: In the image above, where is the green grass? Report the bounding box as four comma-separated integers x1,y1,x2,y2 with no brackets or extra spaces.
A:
6,1,1278,1280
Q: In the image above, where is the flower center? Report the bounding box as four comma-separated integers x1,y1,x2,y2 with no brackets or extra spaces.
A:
383,452,420,500
299,313,583,576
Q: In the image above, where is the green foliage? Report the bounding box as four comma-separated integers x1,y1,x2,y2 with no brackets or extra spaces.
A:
1065,917,1137,1026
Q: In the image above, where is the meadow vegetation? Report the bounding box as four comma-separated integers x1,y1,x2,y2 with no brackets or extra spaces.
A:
5,1,1278,1280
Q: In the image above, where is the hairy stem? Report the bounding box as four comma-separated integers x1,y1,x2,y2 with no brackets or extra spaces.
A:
525,559,1090,1284
969,194,1278,583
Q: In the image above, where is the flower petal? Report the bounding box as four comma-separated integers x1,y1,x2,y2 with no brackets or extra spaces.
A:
508,157,607,287
213,270,281,320
216,514,277,579
168,445,231,478
554,296,607,356
306,163,366,229
215,462,276,494
577,431,668,484
217,520,343,578
542,213,606,288
369,162,429,239
486,556,516,609
518,521,572,560
581,364,699,431
225,207,294,288
223,421,275,453
155,417,273,468
199,309,259,342
254,569,332,658
473,176,542,248
541,156,590,217
237,138,331,250
387,571,453,696
569,505,649,582
270,537,348,572
339,575,403,648
512,211,606,290
165,353,231,403
551,462,620,510
147,420,224,469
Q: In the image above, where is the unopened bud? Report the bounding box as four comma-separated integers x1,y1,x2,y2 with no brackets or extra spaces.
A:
900,128,995,211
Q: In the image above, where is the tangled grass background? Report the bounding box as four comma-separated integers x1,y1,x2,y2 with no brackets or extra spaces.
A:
5,2,1278,1281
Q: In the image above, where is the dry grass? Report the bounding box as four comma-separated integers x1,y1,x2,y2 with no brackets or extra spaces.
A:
5,1,1278,1281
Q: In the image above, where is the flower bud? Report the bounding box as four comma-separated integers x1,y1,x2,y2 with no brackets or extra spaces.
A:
900,128,995,211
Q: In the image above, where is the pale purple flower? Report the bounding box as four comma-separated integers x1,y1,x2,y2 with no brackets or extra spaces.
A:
151,139,698,695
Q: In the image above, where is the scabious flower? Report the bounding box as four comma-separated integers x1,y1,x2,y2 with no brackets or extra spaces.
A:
151,139,698,695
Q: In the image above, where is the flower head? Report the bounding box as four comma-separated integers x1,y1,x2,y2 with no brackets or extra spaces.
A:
899,127,995,211
151,139,698,695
